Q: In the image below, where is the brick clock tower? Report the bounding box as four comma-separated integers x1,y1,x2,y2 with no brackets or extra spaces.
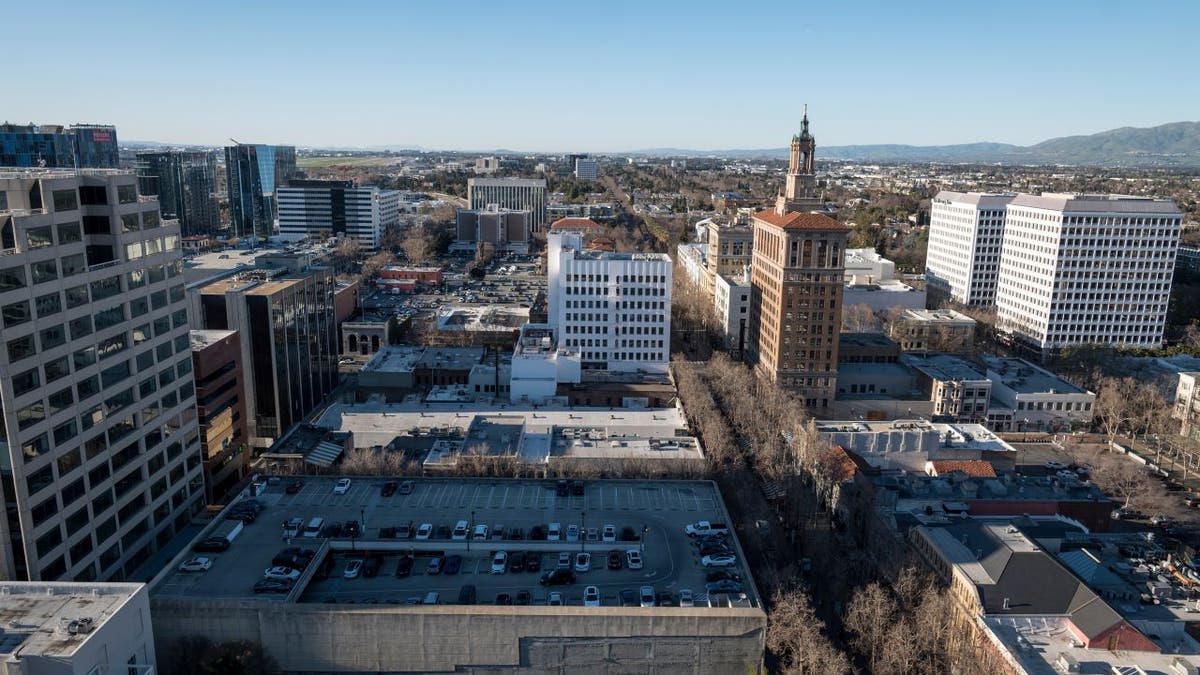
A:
775,105,823,215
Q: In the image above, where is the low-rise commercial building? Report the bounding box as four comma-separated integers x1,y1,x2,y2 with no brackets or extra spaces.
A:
887,308,976,354
980,355,1095,432
903,354,992,423
814,420,1017,472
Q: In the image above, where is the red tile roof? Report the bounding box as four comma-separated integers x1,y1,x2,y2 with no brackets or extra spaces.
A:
928,460,997,478
752,210,847,231
550,217,600,230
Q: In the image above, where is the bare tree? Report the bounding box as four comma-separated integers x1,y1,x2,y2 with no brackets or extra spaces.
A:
844,581,898,674
1089,454,1156,509
765,587,851,675
842,303,882,333
361,250,395,280
1094,376,1170,448
400,225,433,265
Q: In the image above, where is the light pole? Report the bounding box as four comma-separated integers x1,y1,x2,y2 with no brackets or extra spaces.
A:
580,511,586,553
468,510,475,553
641,525,648,553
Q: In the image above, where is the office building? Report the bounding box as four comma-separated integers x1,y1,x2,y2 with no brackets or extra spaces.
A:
195,255,338,446
453,205,531,253
0,170,203,582
0,581,156,674
0,123,119,169
995,193,1180,356
190,329,249,504
224,143,298,240
468,177,548,233
277,179,399,250
887,308,976,354
546,229,672,373
926,192,1014,306
980,355,1095,432
715,269,751,352
574,156,598,181
135,151,221,236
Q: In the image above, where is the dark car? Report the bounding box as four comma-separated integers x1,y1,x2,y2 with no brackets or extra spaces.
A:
321,523,344,538
515,590,531,606
458,584,477,605
434,525,450,539
444,555,462,575
570,481,584,496
658,591,677,607
619,527,638,542
706,570,742,583
706,580,744,594
699,542,732,557
619,589,638,607
508,551,526,573
253,578,294,594
343,520,361,537
555,480,570,497
530,525,547,541
273,548,315,568
363,558,382,578
539,569,576,586
381,481,398,497
193,537,230,553
226,510,256,524
395,556,414,578
285,480,304,494
239,499,266,512
525,553,542,572
607,550,623,570
495,593,513,605
507,527,524,541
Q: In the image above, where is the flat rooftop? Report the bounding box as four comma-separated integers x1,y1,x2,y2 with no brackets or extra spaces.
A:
981,355,1087,395
362,346,485,374
898,308,975,324
0,582,145,658
838,332,900,350
190,329,237,349
815,420,1015,458
904,354,988,382
152,477,756,609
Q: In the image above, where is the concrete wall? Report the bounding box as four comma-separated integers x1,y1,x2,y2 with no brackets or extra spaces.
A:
151,600,764,673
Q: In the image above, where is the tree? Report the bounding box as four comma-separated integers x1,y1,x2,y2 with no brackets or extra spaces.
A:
400,225,433,265
1094,376,1170,447
844,581,898,674
765,587,851,675
160,637,279,675
842,303,882,333
1089,454,1157,509
361,250,395,280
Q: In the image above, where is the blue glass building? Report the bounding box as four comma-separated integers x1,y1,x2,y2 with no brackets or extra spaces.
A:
0,123,118,168
224,144,298,239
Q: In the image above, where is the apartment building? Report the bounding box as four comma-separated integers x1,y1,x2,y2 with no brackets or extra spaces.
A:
0,170,203,581
926,192,1014,305
546,230,672,374
135,150,220,237
195,255,338,446
468,177,548,233
276,179,400,250
995,193,1180,356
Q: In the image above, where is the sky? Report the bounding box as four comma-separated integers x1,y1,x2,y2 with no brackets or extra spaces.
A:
6,0,1198,152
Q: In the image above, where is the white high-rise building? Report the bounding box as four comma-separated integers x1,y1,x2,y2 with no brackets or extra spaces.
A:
574,157,598,181
0,170,203,581
546,229,672,374
277,180,399,250
995,193,1181,355
926,192,1015,305
468,177,548,233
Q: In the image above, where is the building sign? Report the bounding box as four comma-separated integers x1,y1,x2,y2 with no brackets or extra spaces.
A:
92,130,112,142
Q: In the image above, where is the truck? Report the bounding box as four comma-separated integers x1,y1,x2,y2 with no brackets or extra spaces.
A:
685,521,729,537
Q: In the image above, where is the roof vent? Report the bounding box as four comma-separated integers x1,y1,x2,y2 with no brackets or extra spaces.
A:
1002,597,1011,610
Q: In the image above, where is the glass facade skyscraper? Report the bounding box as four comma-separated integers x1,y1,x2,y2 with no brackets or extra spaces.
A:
136,151,220,236
0,124,119,169
224,144,298,240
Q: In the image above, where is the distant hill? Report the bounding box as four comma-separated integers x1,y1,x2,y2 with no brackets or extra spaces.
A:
627,121,1200,167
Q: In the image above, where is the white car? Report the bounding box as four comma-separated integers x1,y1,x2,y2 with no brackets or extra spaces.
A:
557,552,572,569
178,557,212,572
548,522,562,541
548,592,564,606
701,554,737,568
263,566,301,581
491,551,508,574
333,478,352,494
566,525,580,542
679,589,694,607
574,552,591,573
415,523,433,540
583,585,601,606
452,520,469,540
625,550,644,570
639,586,656,608
602,524,616,543
343,559,363,579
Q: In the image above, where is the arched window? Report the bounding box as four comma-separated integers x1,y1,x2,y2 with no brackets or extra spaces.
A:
347,334,358,352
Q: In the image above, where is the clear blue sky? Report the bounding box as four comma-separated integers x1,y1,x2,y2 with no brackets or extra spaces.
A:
6,0,1197,152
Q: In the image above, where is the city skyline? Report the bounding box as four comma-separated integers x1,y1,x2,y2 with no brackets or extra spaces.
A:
4,1,1198,152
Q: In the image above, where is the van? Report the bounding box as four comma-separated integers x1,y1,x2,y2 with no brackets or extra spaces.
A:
422,591,440,605
283,517,304,538
302,517,325,538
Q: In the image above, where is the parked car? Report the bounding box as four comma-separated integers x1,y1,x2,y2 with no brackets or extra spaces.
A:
381,481,397,497
457,584,477,605
583,585,601,606
1044,461,1067,470
362,558,382,578
555,480,570,497
395,555,415,577
178,557,212,572
701,554,737,567
570,481,584,496
620,589,638,607
548,523,562,541
415,523,433,540
557,552,572,569
566,525,579,542
515,590,531,606
264,566,301,581
706,579,744,594
285,479,304,494
333,478,352,494
495,593,513,605
253,579,294,594
639,586,656,607
342,560,364,579
452,520,469,540
620,526,639,542
706,570,742,583
607,550,623,570
321,522,343,538
491,551,508,574
398,480,414,495
548,592,565,606
193,537,230,553
658,591,676,607
539,569,576,586
427,557,444,575
679,589,695,607
508,551,526,573
525,552,542,572
625,550,644,570
530,525,547,540
602,524,617,542
574,552,591,573
444,555,462,575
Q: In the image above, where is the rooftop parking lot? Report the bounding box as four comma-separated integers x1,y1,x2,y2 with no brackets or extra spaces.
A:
153,477,757,609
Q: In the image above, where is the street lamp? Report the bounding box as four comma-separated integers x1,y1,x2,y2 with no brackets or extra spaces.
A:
580,511,586,552
641,525,648,553
468,510,475,553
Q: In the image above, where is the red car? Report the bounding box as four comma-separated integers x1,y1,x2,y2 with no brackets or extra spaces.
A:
285,480,304,494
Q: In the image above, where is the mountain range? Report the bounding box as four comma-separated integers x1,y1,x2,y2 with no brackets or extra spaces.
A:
627,121,1200,167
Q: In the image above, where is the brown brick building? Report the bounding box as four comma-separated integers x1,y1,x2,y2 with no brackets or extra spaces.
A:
190,330,249,504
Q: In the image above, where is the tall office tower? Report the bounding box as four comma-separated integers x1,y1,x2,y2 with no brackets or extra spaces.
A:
468,177,548,234
747,116,847,408
224,144,298,240
135,151,220,236
189,330,248,504
705,220,754,291
926,191,1015,305
276,179,399,250
454,206,531,253
995,193,1181,357
195,255,338,446
574,157,598,181
0,170,202,582
0,123,119,169
546,229,672,374
774,106,823,215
